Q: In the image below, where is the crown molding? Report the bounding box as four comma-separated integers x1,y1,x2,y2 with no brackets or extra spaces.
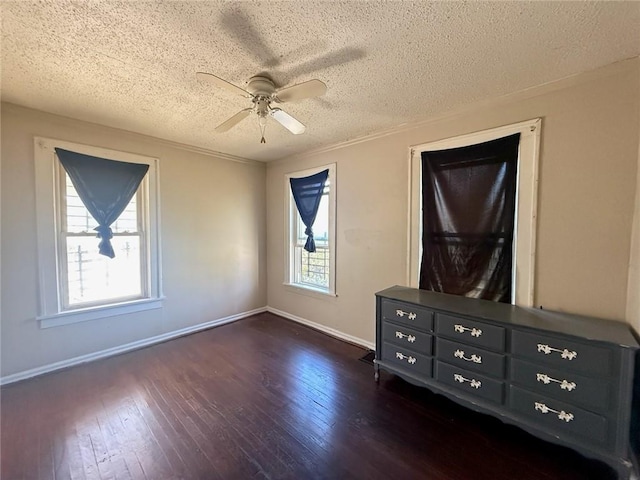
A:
270,56,640,166
1,102,264,167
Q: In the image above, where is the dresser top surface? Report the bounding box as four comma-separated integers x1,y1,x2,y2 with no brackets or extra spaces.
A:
377,286,640,348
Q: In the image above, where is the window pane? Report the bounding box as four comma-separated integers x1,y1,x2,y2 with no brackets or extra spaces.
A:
296,193,329,246
65,236,142,306
297,246,329,288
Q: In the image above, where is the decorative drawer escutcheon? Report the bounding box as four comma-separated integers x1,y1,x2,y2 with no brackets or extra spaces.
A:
534,401,574,422
454,373,482,389
536,343,577,360
454,324,482,337
396,351,416,364
536,373,576,392
396,331,416,343
396,309,417,320
454,349,482,364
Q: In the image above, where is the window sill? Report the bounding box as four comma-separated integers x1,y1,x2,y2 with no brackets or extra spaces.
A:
38,297,164,329
283,283,337,299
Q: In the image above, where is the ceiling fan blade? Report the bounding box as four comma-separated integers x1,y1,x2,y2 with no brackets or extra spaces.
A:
196,72,251,98
215,108,252,133
269,108,305,134
275,79,327,103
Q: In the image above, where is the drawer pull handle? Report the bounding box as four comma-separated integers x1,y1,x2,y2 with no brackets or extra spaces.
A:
396,309,417,320
454,324,483,337
536,373,577,392
454,373,482,389
395,352,416,365
395,331,417,343
537,344,577,360
454,349,482,364
534,402,574,422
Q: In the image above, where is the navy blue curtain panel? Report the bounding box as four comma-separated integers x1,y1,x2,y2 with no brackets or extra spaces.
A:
420,133,520,303
55,148,149,259
290,169,329,253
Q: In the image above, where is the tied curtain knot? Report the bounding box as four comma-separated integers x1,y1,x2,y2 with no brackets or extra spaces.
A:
304,227,315,252
94,225,115,259
94,225,113,240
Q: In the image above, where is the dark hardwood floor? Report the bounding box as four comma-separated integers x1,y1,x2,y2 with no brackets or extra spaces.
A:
1,313,616,479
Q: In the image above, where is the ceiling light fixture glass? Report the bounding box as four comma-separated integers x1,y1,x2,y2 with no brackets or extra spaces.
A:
254,96,270,144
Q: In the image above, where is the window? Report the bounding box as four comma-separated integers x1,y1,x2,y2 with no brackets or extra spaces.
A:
408,119,541,306
35,138,162,328
285,164,336,295
59,170,145,308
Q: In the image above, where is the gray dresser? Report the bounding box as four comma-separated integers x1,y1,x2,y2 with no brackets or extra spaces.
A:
375,286,640,479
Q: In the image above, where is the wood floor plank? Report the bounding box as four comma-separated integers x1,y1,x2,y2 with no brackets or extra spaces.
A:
1,313,619,479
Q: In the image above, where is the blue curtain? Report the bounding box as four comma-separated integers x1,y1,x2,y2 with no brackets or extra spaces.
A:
55,148,149,259
290,169,329,253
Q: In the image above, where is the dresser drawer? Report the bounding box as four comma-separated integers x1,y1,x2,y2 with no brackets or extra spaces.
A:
381,300,433,331
382,343,433,377
511,331,612,376
436,361,504,404
509,386,608,446
383,321,433,355
510,358,611,412
436,338,505,377
436,313,505,352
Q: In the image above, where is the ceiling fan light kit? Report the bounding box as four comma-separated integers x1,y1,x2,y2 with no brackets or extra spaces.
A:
197,72,327,144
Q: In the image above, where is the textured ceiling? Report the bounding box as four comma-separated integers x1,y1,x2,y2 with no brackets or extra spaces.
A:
2,1,640,162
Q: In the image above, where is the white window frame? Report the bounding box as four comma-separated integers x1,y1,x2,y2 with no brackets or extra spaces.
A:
34,137,163,328
57,165,147,310
408,119,541,307
284,163,337,296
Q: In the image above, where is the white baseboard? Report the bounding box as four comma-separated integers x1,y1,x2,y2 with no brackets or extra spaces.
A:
0,307,267,386
267,306,375,351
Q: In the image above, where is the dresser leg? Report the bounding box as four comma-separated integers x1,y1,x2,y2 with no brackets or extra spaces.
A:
374,364,380,382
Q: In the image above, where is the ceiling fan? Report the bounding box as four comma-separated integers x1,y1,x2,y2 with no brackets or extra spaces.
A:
196,72,327,143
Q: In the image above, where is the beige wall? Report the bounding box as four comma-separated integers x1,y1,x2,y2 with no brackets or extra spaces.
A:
627,82,640,333
1,104,267,378
267,58,640,346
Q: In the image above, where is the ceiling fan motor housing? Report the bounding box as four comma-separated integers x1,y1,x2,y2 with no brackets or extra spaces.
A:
246,76,276,97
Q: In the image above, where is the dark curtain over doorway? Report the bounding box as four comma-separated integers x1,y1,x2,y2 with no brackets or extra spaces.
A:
419,134,520,303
